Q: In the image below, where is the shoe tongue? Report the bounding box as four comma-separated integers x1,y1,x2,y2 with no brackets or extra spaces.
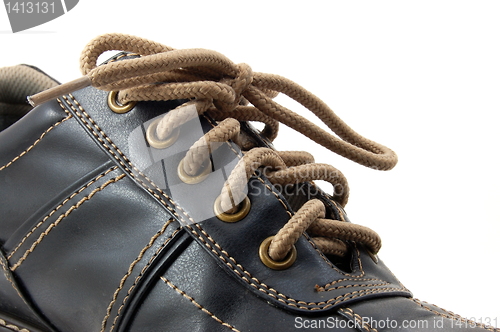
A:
0,65,59,130
0,65,58,106
238,121,276,150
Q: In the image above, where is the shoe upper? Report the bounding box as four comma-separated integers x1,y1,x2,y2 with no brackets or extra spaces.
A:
0,34,497,332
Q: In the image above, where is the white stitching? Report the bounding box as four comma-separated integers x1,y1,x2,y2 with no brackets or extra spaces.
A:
0,318,31,332
161,276,241,332
102,222,180,332
0,99,71,172
10,173,126,271
7,166,119,260
0,253,24,300
413,298,500,332
339,307,378,332
65,93,409,311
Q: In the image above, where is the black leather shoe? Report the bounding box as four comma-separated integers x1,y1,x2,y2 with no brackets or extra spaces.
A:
0,33,497,332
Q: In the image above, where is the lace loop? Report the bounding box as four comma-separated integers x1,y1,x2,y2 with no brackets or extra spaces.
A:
31,33,398,172
266,163,349,207
269,199,325,261
220,148,286,213
79,33,175,75
183,118,240,177
29,33,395,261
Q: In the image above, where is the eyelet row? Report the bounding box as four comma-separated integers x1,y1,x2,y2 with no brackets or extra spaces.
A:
111,95,295,270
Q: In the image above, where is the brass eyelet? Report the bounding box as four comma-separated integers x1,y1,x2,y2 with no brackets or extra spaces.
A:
107,91,136,114
177,158,212,184
259,236,297,270
146,118,180,149
214,195,251,223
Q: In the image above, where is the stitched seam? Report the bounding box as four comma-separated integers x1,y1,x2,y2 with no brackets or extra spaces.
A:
201,114,294,219
107,227,181,332
297,287,406,310
202,114,356,277
385,261,410,294
101,220,173,331
339,307,378,332
7,166,119,260
0,100,71,172
303,232,337,269
0,319,31,332
10,173,126,271
201,114,341,284
253,175,293,218
161,276,241,332
252,178,366,277
67,94,407,311
319,281,391,292
0,254,24,300
202,114,367,276
311,287,405,311
63,94,197,226
249,174,358,278
319,277,382,290
100,220,176,332
351,245,365,277
412,298,499,332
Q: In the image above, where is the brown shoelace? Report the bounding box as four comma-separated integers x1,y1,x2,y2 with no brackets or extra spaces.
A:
30,33,398,261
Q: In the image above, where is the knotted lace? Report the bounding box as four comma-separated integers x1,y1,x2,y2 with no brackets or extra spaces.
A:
31,33,398,260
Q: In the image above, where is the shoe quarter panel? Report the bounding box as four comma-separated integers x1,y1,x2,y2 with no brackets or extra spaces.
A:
0,99,110,245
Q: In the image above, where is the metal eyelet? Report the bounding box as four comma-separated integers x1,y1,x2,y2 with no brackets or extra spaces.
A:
146,118,180,149
177,158,212,184
214,195,251,223
259,236,297,270
107,91,136,114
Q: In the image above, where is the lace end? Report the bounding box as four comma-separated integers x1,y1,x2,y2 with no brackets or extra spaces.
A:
28,76,92,107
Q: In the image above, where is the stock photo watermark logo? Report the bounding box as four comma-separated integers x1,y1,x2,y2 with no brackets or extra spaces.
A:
3,0,78,32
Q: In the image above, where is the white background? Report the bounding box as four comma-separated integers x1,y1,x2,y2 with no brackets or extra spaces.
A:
2,0,499,324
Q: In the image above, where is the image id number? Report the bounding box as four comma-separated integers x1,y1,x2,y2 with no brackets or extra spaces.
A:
5,2,55,14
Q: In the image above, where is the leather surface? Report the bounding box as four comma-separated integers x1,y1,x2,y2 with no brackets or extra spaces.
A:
0,73,495,331
0,100,110,245
0,249,54,331
127,240,357,332
347,297,491,332
67,87,410,311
